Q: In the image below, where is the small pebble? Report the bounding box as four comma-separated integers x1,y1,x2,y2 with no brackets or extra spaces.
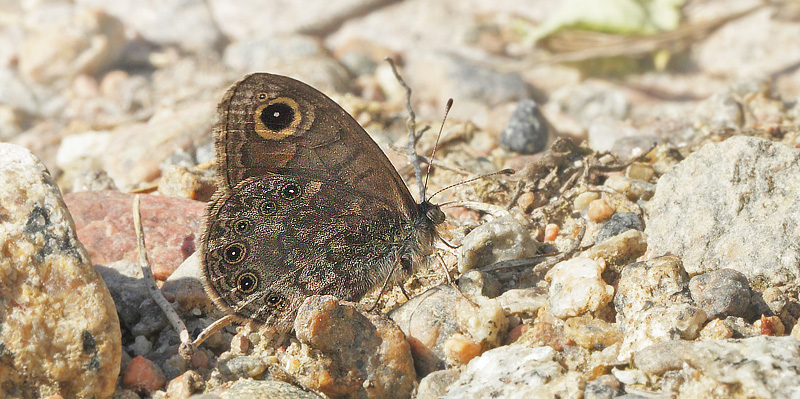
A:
517,191,536,213
499,99,549,154
755,315,785,336
604,175,631,196
444,333,483,366
563,315,622,350
689,269,751,320
130,335,152,357
586,199,614,222
625,163,655,182
230,333,251,354
191,348,210,369
122,356,166,394
699,318,734,340
544,223,559,242
546,257,614,319
573,191,599,211
165,370,204,399
594,212,644,243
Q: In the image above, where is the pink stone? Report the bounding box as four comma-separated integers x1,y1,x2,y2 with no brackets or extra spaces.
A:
64,190,207,280
122,356,166,394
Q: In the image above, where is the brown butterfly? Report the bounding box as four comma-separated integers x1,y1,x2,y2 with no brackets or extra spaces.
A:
200,73,445,332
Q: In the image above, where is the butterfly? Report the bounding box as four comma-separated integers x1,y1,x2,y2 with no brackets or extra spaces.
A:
200,73,445,333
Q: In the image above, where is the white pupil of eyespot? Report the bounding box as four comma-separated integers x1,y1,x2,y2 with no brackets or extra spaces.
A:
273,111,280,118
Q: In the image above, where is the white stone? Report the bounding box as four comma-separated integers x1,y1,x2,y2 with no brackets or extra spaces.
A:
442,346,564,399
546,257,614,319
56,131,111,169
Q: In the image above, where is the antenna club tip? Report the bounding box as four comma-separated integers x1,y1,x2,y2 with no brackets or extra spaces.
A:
500,168,515,175
446,98,454,107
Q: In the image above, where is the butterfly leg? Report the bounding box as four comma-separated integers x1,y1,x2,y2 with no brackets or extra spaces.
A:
366,258,401,312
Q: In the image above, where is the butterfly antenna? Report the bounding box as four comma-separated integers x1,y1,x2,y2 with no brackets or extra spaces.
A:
428,168,515,202
386,57,427,201
422,98,453,202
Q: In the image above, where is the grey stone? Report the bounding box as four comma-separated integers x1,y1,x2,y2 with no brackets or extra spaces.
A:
445,57,532,106
594,212,644,243
458,216,538,272
550,81,630,126
217,356,269,379
646,136,800,285
499,99,549,154
689,269,751,320
76,0,223,52
693,90,743,131
416,368,461,399
219,378,322,399
223,36,353,94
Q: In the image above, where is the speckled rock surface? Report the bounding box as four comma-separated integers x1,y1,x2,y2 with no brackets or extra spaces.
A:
634,336,800,398
0,143,121,398
282,295,416,399
440,345,580,398
614,256,707,362
646,136,800,286
219,378,322,399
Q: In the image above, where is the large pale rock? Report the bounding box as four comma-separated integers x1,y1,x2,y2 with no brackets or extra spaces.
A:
0,144,121,398
647,136,800,286
634,336,800,399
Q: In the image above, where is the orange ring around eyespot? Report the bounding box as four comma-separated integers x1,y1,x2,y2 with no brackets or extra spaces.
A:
237,272,259,294
254,97,302,140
